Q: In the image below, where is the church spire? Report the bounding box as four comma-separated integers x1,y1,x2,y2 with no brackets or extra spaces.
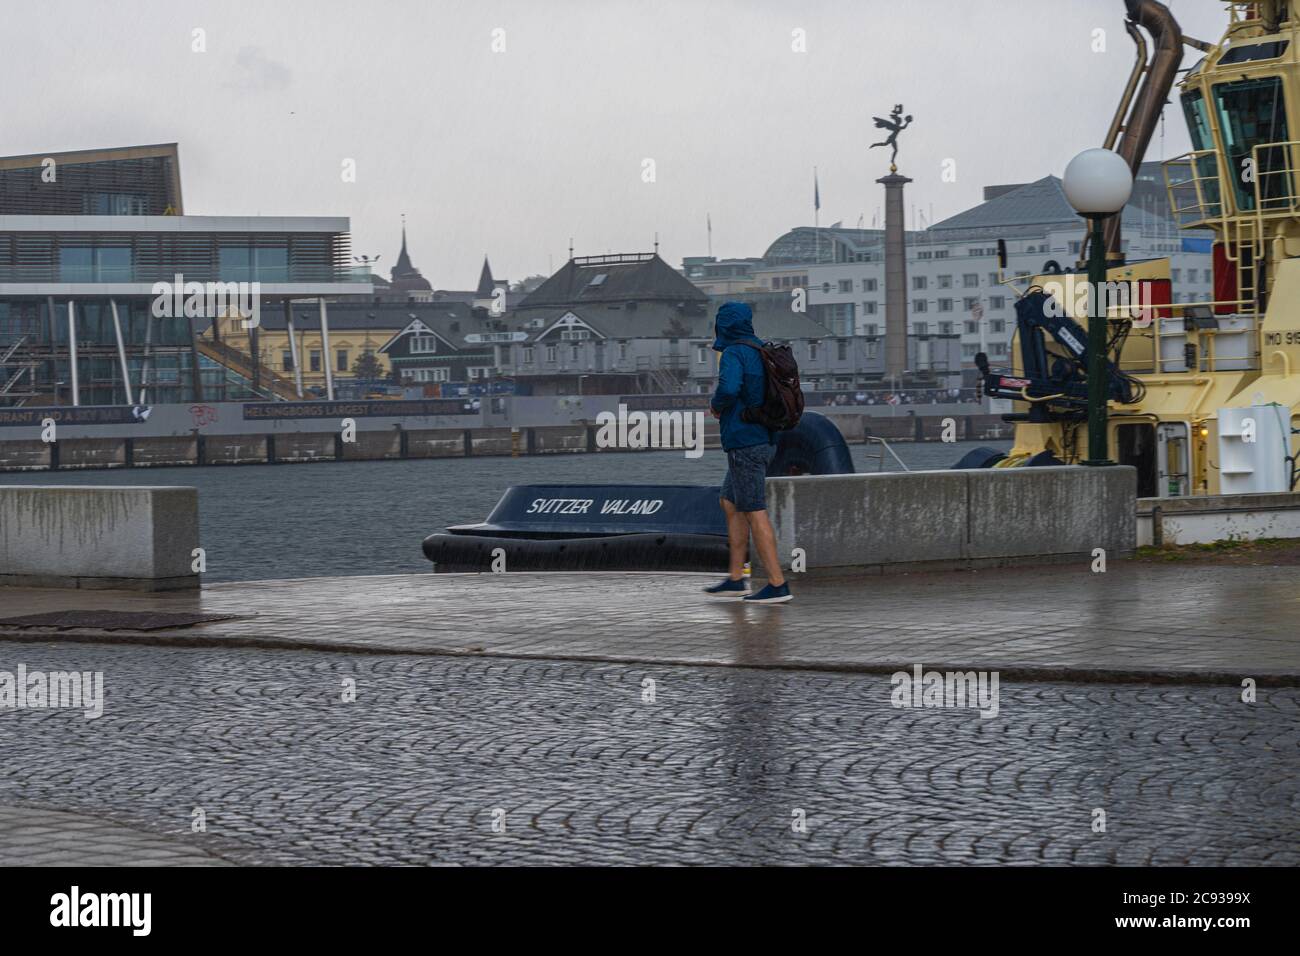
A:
475,255,495,297
392,213,417,279
388,214,432,294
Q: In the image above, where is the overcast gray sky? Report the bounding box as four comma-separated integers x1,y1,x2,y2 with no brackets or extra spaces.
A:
3,0,1227,287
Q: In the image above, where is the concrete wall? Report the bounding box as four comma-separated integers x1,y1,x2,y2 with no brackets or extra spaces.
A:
0,485,200,590
1137,492,1300,546
768,465,1136,575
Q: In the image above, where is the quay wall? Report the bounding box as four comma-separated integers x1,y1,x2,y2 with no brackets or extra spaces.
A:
0,485,200,590
0,399,1010,472
768,465,1137,576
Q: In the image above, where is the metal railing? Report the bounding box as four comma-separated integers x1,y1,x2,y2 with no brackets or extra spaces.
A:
863,436,910,472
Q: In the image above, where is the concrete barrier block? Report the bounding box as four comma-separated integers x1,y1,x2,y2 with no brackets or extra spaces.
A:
0,485,200,590
768,470,969,570
340,430,401,461
132,436,198,467
202,435,269,465
405,430,465,458
272,433,334,463
0,440,52,471
470,428,513,457
57,438,126,469
533,426,587,453
967,466,1136,560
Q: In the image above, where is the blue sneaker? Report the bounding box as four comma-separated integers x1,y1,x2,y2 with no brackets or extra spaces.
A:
743,583,792,604
704,578,749,599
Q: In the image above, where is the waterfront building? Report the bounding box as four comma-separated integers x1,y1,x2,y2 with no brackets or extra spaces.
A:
0,143,368,406
750,164,1214,375
680,256,766,295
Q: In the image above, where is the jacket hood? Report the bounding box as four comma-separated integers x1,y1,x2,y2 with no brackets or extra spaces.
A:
712,301,758,351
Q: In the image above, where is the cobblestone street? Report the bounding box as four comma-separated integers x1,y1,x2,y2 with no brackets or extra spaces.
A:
1,642,1295,866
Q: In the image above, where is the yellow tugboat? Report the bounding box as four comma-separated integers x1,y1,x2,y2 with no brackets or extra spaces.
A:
980,0,1300,498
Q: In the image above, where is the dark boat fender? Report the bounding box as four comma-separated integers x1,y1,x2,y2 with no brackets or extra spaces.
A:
769,411,855,476
423,531,729,573
950,446,1007,469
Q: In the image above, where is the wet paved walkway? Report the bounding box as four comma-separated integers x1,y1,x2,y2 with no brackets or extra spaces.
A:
0,805,232,866
1,643,1295,866
1,560,1298,683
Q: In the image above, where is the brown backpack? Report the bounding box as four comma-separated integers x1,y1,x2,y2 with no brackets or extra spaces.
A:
738,341,805,431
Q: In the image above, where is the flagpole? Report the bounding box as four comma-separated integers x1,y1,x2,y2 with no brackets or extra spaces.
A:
814,166,821,263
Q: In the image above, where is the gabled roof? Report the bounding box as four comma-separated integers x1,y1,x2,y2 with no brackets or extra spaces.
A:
517,253,709,310
377,318,460,354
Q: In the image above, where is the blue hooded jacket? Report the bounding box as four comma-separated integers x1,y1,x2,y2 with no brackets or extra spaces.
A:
709,301,774,450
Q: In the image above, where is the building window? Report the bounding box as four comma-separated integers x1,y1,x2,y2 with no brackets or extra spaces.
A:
522,346,535,364
560,329,590,341
912,299,928,312
962,344,979,357
863,301,877,315
410,335,438,354
989,295,1006,310
938,321,953,335
809,342,819,361
412,367,450,383
310,350,321,372
938,275,952,288
570,345,580,361
938,298,953,312
912,276,927,290
695,345,707,363
864,324,879,337
838,279,853,293
863,278,878,292
546,345,557,363
990,319,1006,333
58,246,132,282
989,273,999,285
837,340,848,361
281,350,294,371
914,322,929,335
964,297,980,311
963,274,979,287
468,367,492,380
336,350,349,372
965,321,979,334
618,342,628,361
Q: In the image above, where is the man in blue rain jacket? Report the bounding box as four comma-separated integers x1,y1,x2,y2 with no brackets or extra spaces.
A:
703,301,792,604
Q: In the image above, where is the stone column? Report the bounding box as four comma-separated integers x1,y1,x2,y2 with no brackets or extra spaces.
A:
877,172,912,381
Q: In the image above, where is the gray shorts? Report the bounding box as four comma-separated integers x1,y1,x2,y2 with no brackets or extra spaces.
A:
720,442,776,512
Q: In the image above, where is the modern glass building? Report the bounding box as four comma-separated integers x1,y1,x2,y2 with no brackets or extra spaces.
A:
0,143,369,406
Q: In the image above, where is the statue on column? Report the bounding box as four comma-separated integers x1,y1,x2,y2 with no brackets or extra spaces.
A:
870,104,913,173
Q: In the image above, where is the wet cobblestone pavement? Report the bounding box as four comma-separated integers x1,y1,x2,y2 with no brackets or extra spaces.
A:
1,643,1296,866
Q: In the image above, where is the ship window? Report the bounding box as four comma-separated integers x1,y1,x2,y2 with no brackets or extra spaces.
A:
1219,41,1289,65
1181,89,1213,152
1212,76,1292,211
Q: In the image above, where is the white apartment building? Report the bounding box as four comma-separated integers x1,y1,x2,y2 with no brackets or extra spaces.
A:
752,175,1213,372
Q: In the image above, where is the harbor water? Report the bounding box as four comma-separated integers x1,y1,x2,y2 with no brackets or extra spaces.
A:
0,440,1010,582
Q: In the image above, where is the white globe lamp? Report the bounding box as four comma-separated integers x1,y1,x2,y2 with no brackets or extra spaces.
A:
1062,148,1133,217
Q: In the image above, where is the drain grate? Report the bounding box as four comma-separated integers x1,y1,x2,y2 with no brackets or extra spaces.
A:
0,610,237,632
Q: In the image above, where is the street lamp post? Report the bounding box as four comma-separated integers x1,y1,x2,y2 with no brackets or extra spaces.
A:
1062,148,1133,467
